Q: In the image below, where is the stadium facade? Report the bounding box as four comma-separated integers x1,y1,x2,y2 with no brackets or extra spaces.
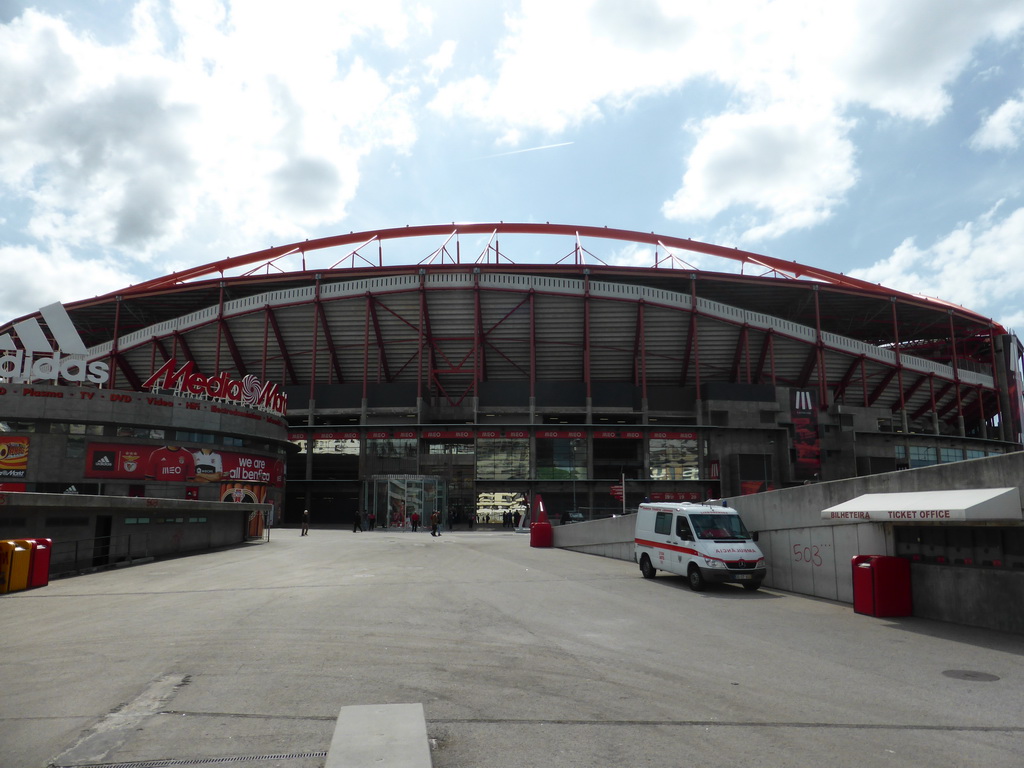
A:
2,223,1022,532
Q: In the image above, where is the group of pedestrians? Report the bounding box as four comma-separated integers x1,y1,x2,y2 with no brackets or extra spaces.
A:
351,510,377,532
300,508,445,535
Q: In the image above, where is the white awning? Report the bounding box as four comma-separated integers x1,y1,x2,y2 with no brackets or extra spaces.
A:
822,487,1023,523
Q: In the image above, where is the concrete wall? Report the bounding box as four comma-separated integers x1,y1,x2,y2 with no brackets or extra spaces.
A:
1,383,286,439
552,515,637,561
551,453,1024,633
0,382,288,507
0,492,270,576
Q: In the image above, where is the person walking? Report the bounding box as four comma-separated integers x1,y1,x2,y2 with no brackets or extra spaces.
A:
410,510,420,532
301,509,310,536
430,509,441,537
352,509,364,533
367,511,376,531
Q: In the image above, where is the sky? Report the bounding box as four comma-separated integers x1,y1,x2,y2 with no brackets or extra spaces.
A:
1,0,1023,333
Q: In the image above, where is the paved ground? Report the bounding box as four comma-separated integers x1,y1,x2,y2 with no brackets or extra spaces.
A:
1,528,1022,768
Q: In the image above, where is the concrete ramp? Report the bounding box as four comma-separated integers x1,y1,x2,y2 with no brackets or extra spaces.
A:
327,703,431,768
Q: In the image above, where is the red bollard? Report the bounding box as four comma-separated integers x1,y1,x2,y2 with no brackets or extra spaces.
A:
529,494,554,548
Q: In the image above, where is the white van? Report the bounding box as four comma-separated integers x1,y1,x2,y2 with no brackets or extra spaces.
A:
634,502,766,591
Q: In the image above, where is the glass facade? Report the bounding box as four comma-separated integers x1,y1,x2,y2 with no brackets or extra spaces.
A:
649,437,699,480
476,437,529,480
366,475,446,529
535,438,586,480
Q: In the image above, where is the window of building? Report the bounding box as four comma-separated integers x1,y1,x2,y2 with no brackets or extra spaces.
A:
426,441,475,455
66,435,85,458
592,439,643,480
896,525,1021,567
649,438,699,480
940,447,963,463
175,431,216,444
476,438,530,480
365,439,417,475
53,423,103,435
310,438,360,480
909,445,937,468
117,427,166,439
0,421,36,432
535,438,586,480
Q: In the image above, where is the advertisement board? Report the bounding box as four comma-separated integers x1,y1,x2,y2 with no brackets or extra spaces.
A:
0,436,29,478
85,443,284,487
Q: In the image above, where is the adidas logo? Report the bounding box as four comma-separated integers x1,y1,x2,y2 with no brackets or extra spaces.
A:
94,455,113,468
0,303,109,384
793,390,815,411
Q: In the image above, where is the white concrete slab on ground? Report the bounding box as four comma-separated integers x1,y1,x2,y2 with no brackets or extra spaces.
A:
327,703,431,768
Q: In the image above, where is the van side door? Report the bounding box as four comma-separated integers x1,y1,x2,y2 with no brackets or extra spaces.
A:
666,514,695,575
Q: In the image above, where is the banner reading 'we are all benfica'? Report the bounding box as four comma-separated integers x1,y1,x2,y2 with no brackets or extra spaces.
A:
85,443,284,502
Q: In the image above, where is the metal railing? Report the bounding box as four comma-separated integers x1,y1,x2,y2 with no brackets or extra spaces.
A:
49,533,152,576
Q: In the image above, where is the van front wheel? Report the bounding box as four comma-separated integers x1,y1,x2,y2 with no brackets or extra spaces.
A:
639,555,656,579
687,566,706,591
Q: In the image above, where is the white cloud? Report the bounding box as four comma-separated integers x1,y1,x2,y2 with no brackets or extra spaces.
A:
848,204,1024,328
0,3,424,269
0,244,134,317
662,107,857,241
2,0,1024,320
425,40,457,79
971,92,1024,150
428,0,1024,240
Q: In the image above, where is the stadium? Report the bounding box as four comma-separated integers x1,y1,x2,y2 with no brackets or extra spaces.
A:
2,222,1021,533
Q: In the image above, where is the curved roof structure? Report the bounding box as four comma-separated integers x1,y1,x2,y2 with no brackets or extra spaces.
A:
3,223,1019,440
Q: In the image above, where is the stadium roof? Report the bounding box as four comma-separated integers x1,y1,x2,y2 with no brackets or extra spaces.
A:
2,223,1016,437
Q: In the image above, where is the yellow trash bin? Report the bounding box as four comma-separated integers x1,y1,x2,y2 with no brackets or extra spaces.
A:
0,540,31,594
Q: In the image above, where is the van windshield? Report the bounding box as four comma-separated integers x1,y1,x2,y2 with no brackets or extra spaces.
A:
690,514,751,540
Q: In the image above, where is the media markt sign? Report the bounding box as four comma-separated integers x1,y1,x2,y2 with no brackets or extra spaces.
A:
142,358,288,416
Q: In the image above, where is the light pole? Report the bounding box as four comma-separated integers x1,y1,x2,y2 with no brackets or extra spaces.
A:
571,438,580,514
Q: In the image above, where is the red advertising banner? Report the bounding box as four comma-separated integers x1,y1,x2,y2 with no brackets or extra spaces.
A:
648,491,704,501
85,443,284,487
0,436,29,478
220,481,268,503
295,429,699,441
791,388,821,481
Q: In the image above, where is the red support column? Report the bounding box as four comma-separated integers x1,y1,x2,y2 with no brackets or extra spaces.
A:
309,275,321,404
639,300,648,402
363,292,372,402
529,289,537,403
108,296,122,390
474,270,483,400
691,276,702,395
948,310,965,434
215,281,224,373
417,275,425,403
813,286,828,410
261,307,269,381
583,271,592,401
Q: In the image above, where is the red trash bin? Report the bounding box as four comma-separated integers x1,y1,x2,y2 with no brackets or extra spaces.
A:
17,539,52,589
852,555,912,617
530,521,553,548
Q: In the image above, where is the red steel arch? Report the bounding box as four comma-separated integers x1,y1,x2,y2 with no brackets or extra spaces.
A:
122,222,1001,332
